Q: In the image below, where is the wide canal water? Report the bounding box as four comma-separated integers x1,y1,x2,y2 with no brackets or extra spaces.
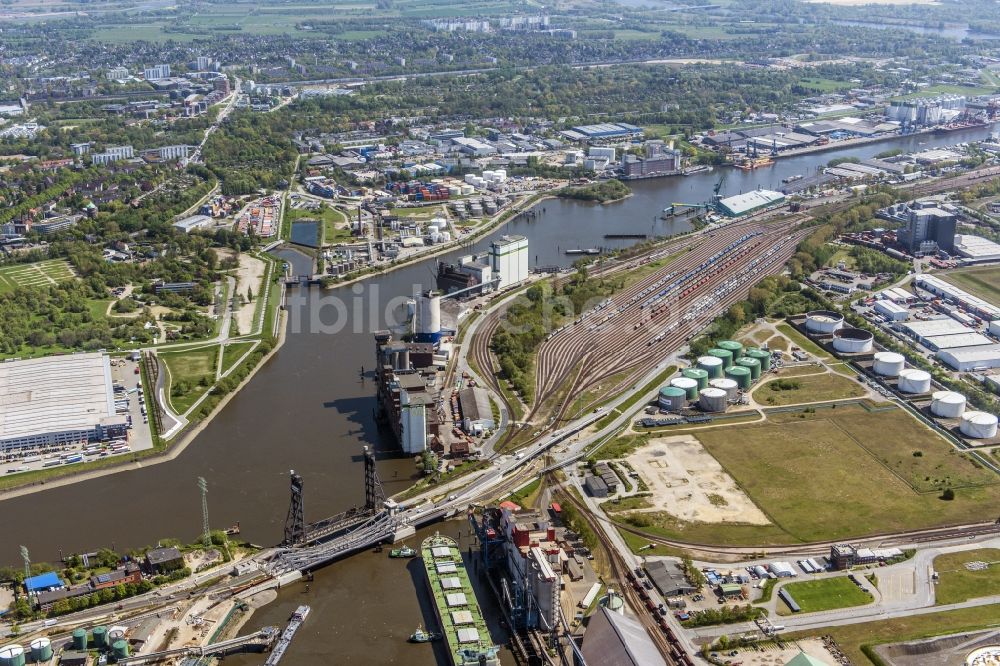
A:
2,124,995,663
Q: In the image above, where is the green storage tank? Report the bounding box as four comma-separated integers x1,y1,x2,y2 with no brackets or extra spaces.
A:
736,357,761,380
708,348,733,369
725,365,752,390
718,340,744,360
29,638,52,664
745,347,771,371
71,629,87,652
657,386,687,411
112,641,129,661
682,367,709,389
92,626,108,649
0,644,26,666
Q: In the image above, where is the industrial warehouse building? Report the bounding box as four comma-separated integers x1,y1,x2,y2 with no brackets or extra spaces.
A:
645,560,695,597
580,606,667,666
458,386,495,435
913,275,1000,321
937,345,1000,371
0,353,128,453
716,189,785,217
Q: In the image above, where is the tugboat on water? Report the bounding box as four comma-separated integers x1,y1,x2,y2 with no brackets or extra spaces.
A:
409,626,443,643
390,544,417,558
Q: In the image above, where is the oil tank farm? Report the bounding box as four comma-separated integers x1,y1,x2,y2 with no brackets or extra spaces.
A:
699,387,728,412
960,412,999,439
832,328,874,354
873,351,906,377
805,310,844,334
898,368,931,394
670,376,700,400
710,377,739,401
745,347,771,371
682,367,709,389
725,365,753,390
931,391,966,418
0,645,25,666
658,386,687,411
736,356,761,380
718,340,744,360
708,348,734,369
29,639,51,663
697,355,724,378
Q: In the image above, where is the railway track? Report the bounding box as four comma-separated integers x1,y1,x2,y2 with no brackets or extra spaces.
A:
556,480,694,665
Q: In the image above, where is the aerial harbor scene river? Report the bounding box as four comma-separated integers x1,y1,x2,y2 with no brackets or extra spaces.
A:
2,123,996,664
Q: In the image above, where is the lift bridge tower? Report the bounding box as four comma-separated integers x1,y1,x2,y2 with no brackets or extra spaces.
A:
282,447,386,547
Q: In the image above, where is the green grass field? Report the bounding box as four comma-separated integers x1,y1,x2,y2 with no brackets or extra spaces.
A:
754,372,866,406
776,322,832,359
160,347,219,414
778,577,873,615
0,259,76,293
690,404,1000,542
221,341,256,374
933,549,1000,605
941,266,1000,307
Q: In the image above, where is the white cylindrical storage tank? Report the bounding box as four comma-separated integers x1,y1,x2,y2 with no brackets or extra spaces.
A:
832,327,874,354
699,387,727,413
805,309,844,334
107,629,126,644
429,231,441,244
960,411,999,439
697,355,724,378
709,377,739,401
873,351,905,377
670,377,699,400
931,391,966,418
441,231,451,243
29,638,51,663
416,291,442,342
898,369,931,394
428,224,440,235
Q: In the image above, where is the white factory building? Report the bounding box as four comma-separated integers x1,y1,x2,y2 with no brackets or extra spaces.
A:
938,345,1000,372
912,275,1000,321
490,234,528,290
874,299,909,321
898,318,992,351
0,353,129,453
953,235,1000,263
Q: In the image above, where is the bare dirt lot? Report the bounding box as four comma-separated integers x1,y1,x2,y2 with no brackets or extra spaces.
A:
625,435,770,525
234,253,265,335
732,638,839,666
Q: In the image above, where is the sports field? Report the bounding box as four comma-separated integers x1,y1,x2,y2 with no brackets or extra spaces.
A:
941,266,1000,307
778,577,873,615
693,404,1000,542
0,259,76,293
933,548,1000,605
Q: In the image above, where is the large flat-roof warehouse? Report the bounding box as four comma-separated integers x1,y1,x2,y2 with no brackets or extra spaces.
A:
717,189,785,217
0,353,126,452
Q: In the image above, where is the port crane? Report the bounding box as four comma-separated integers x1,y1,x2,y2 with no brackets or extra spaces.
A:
661,174,727,219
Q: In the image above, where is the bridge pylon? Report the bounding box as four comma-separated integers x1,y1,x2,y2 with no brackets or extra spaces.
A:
283,470,306,546
363,446,385,512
